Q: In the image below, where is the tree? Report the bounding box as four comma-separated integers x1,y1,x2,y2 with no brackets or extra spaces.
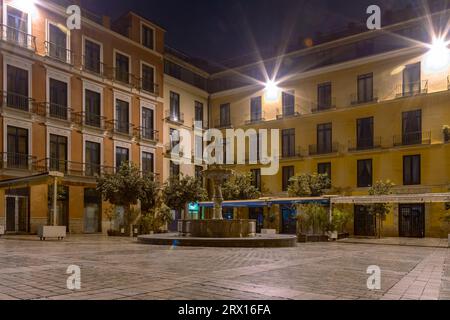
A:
297,204,328,235
368,180,395,238
288,173,331,197
97,162,144,235
162,174,208,217
221,172,261,200
140,173,160,214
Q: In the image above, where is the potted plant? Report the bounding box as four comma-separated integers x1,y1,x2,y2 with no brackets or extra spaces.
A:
332,208,353,239
443,125,450,143
297,204,329,242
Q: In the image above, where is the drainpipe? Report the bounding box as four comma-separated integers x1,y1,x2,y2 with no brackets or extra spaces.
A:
53,176,58,227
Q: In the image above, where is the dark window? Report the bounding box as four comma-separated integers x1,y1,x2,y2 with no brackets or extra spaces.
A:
317,82,332,110
85,141,101,176
357,117,374,149
282,91,295,115
142,64,155,93
49,134,68,172
48,24,67,62
115,99,129,133
142,25,154,50
357,73,373,103
84,39,101,73
251,168,262,191
403,62,421,96
250,96,262,121
85,90,101,127
318,162,332,182
403,155,421,185
170,91,180,119
195,165,203,181
7,126,28,168
402,110,422,145
220,103,230,127
142,107,154,140
170,161,180,179
6,7,28,47
6,65,29,110
357,159,373,188
282,166,295,191
49,78,68,119
142,151,154,174
115,52,129,83
194,101,204,127
115,147,129,168
317,123,332,154
282,128,295,157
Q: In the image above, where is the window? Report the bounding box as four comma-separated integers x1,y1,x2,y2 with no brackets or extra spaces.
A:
170,91,180,120
115,52,129,83
357,159,373,188
356,117,374,150
7,126,28,169
6,65,29,110
357,73,373,103
250,96,262,121
49,134,68,172
404,155,421,185
282,166,295,191
142,107,154,140
282,128,295,157
403,62,421,96
194,101,204,128
251,168,261,191
115,147,129,168
402,110,422,145
170,161,180,179
317,82,332,110
48,24,68,62
282,91,295,116
84,39,101,74
142,152,154,174
115,99,129,134
49,78,68,120
195,135,203,160
318,162,332,182
220,103,231,127
170,128,180,151
141,64,155,93
6,7,28,47
317,123,332,154
195,165,203,181
85,90,101,127
141,25,154,50
85,141,101,176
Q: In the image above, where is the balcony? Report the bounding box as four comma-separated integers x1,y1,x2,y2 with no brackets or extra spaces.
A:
245,112,266,125
165,143,184,157
114,68,133,86
82,55,106,77
281,146,304,159
165,110,185,124
0,91,34,113
276,106,300,119
134,127,159,143
350,91,379,106
71,111,106,130
106,120,134,136
33,158,115,178
213,119,233,129
0,153,35,171
395,80,428,98
309,142,340,156
138,79,159,96
348,137,382,152
44,41,74,65
192,119,208,130
33,102,72,121
393,131,431,147
0,25,36,51
311,98,337,114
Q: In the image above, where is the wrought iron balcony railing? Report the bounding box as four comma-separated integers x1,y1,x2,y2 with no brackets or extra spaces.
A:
165,143,184,157
0,91,34,112
213,119,233,129
138,79,159,96
395,80,428,98
165,110,185,124
33,158,116,178
393,131,431,147
81,55,107,76
106,120,134,136
192,119,208,130
245,111,266,125
134,127,159,142
309,142,340,156
281,146,304,159
311,97,337,113
0,25,36,51
350,91,379,106
348,137,382,152
71,111,106,130
0,153,36,170
276,106,301,119
33,102,72,121
44,41,74,65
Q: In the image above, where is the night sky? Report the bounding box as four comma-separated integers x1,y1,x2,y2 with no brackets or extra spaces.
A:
80,0,426,65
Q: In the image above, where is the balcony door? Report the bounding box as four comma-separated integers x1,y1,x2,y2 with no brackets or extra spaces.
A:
6,7,28,46
7,126,28,169
48,24,68,62
7,65,29,110
170,92,180,121
142,107,154,139
402,110,422,145
403,63,421,96
317,123,332,154
115,147,129,169
115,99,129,133
85,141,101,176
250,96,262,121
282,91,295,116
356,117,374,150
49,78,68,119
50,134,68,173
85,90,101,127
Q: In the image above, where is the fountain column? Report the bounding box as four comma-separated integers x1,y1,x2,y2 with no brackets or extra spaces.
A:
212,178,224,220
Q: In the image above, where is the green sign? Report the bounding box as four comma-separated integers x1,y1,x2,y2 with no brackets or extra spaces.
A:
188,202,199,213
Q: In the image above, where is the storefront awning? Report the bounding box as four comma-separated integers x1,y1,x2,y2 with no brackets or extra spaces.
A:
331,193,450,204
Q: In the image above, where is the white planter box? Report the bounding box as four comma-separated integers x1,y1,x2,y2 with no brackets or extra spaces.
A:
261,229,276,235
38,226,66,240
0,225,4,236
328,231,338,240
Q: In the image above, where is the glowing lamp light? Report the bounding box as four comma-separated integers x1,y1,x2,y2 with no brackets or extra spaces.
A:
265,80,279,101
425,37,450,71
10,0,38,17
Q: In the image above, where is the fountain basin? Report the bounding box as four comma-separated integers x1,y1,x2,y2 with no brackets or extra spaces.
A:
178,219,256,238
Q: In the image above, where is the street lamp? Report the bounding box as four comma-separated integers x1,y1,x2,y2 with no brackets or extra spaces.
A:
425,37,450,71
265,80,279,101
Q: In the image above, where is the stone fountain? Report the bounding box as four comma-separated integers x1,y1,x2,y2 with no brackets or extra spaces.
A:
177,165,256,238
